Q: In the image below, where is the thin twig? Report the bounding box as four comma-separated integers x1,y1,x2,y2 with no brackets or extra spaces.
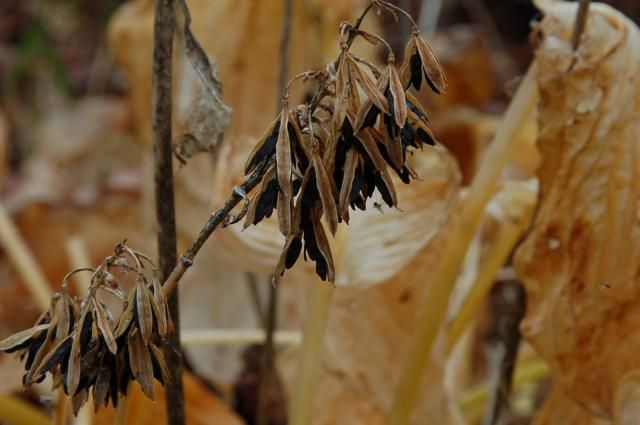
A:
481,280,526,425
151,0,184,424
572,0,591,51
162,160,271,298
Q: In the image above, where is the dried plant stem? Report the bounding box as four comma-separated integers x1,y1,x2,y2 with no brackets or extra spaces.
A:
0,203,51,311
0,395,50,425
180,329,301,346
446,204,534,355
162,0,374,300
53,390,68,425
387,61,539,425
162,163,269,298
288,282,334,425
151,0,183,423
572,0,591,51
257,279,279,425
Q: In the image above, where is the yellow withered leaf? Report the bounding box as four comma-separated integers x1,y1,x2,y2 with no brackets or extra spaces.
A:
515,0,640,418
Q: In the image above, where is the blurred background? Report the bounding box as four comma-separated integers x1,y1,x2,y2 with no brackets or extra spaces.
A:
1,1,640,424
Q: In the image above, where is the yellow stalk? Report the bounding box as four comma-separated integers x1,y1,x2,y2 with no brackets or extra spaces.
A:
387,61,539,425
0,394,50,425
53,390,68,425
0,203,51,311
181,329,302,346
446,189,536,355
288,224,346,425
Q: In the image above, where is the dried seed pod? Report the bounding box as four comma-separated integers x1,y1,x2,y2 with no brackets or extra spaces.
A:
244,115,280,174
400,32,447,94
128,328,155,400
135,278,154,344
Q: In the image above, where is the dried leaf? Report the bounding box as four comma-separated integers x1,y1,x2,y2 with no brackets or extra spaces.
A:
175,0,232,157
514,0,640,417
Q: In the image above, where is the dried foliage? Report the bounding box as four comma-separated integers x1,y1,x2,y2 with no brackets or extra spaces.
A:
242,0,446,282
0,243,172,414
515,0,640,421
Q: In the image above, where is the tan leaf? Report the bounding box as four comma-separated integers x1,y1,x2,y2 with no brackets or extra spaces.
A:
514,0,640,417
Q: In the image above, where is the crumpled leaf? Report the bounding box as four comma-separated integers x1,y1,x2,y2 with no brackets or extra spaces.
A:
174,0,232,159
514,0,640,418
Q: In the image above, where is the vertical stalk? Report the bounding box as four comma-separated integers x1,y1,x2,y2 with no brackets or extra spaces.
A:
387,62,539,425
287,283,334,425
151,0,183,424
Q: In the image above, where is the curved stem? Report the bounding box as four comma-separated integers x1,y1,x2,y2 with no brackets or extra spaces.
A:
374,0,419,32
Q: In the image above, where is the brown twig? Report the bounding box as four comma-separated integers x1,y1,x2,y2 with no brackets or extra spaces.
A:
481,278,526,425
162,161,270,298
571,0,591,51
151,0,184,424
